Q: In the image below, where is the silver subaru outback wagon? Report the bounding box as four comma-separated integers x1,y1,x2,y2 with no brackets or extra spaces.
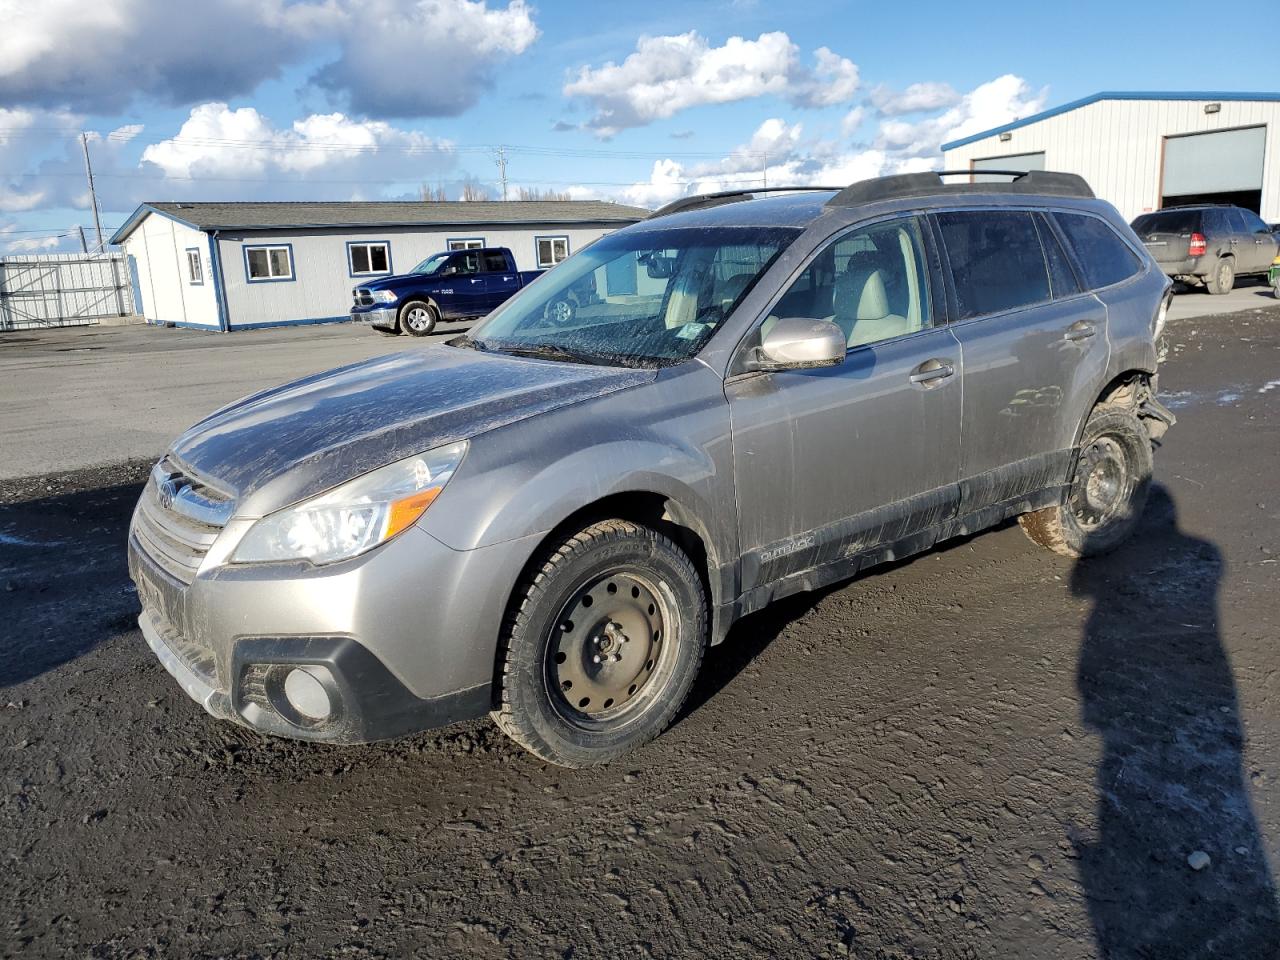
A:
129,171,1176,767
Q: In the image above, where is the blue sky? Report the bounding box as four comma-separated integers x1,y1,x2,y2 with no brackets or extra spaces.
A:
0,0,1275,252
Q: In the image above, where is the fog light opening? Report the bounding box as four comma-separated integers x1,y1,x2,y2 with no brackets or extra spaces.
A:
283,667,332,722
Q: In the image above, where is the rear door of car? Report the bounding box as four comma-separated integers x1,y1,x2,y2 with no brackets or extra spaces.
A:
480,250,520,311
934,208,1110,515
1234,208,1278,273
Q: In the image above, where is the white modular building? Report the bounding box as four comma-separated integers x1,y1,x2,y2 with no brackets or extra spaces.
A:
109,200,651,331
941,92,1280,224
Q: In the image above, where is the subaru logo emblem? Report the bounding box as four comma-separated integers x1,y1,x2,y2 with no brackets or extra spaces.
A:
158,478,179,510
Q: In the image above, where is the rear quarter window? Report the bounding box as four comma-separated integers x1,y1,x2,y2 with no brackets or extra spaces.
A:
1053,213,1142,290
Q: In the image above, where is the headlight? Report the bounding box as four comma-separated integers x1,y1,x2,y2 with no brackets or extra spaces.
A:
371,290,397,304
232,441,466,565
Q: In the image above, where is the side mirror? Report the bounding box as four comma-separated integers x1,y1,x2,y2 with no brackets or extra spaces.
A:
752,318,846,371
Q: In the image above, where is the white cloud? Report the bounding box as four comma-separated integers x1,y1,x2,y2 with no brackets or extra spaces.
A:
840,106,867,138
313,0,539,116
0,0,537,118
141,103,457,179
868,81,961,116
563,31,860,137
605,74,1044,209
874,74,1046,158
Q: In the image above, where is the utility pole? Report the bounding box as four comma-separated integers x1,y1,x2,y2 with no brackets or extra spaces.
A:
492,146,509,201
80,133,104,250
761,151,768,189
76,224,88,253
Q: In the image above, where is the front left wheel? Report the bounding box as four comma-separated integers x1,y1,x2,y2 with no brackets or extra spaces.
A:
493,519,707,767
400,300,438,337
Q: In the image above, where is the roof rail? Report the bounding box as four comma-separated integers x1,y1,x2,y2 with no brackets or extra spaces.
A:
826,170,1095,208
647,186,843,220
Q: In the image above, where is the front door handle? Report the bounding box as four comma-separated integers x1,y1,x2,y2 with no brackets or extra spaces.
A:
1064,321,1097,342
909,359,955,384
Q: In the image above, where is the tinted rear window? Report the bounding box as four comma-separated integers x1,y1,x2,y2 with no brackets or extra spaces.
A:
936,211,1050,320
1053,213,1142,290
1132,210,1200,235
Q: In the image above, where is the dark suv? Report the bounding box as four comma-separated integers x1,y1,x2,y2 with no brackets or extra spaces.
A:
130,170,1176,767
1131,205,1279,294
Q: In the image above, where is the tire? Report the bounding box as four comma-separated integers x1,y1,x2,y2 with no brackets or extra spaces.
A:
543,297,576,327
400,300,438,337
1206,258,1235,295
493,519,707,768
1018,404,1153,558
1273,278,1279,300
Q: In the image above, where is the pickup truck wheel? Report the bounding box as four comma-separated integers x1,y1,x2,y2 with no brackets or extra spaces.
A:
400,300,438,336
1018,404,1152,558
1206,258,1234,295
543,297,576,327
493,519,707,768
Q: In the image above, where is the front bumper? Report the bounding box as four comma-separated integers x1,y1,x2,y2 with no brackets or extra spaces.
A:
350,305,397,328
127,518,536,743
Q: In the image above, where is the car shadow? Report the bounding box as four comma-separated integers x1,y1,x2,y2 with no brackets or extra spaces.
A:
0,472,147,687
1072,484,1279,955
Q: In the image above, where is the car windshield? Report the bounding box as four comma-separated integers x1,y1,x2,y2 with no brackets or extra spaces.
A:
463,225,800,367
411,253,452,275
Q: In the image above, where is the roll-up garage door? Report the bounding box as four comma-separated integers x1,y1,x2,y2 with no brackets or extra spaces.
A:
970,152,1046,183
1162,125,1265,211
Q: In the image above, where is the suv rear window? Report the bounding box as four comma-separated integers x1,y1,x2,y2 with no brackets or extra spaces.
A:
936,211,1050,320
1131,209,1201,235
1053,213,1142,290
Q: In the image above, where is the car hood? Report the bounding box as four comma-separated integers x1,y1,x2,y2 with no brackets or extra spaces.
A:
359,271,437,289
169,346,656,518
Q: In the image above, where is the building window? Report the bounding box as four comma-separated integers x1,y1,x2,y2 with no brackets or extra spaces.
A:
244,244,295,283
448,238,484,250
348,241,391,276
185,248,203,285
535,235,569,268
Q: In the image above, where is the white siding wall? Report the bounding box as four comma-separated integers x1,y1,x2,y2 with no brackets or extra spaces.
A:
122,214,219,328
943,99,1280,223
217,224,625,329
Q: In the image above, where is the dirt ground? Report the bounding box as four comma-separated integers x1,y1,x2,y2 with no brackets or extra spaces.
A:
2,305,1278,959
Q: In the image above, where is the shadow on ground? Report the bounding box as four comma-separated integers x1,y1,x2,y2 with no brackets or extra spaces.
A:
1072,484,1279,956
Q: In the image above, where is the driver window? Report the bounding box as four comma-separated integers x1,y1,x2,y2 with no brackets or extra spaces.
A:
765,216,933,348
451,252,480,275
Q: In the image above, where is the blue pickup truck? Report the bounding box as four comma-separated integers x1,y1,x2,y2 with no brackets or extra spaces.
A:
350,247,544,336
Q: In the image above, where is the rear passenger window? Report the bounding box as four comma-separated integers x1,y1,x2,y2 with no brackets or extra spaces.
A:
1053,213,1142,289
936,211,1049,320
1035,215,1081,299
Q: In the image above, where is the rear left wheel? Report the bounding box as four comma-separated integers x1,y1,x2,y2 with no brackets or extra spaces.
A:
493,519,706,767
1019,404,1153,558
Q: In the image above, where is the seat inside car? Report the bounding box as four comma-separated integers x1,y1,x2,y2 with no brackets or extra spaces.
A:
831,251,912,347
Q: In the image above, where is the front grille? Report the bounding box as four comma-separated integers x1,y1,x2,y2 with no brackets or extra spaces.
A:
353,287,374,307
131,459,232,585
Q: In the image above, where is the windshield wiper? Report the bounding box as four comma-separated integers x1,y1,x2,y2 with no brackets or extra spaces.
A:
449,334,490,351
495,342,610,366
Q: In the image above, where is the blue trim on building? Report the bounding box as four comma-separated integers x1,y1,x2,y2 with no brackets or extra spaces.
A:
346,239,394,278
243,242,296,283
942,91,1280,152
230,315,350,331
208,233,230,332
183,246,204,285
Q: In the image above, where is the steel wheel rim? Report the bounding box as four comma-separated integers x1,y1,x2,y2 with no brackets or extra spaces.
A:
407,307,432,331
545,568,670,725
1071,436,1131,528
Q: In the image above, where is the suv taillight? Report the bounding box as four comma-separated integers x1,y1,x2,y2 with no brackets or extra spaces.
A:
1189,232,1206,257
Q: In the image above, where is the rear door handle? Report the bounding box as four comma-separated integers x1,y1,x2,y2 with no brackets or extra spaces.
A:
1064,321,1097,342
909,359,955,384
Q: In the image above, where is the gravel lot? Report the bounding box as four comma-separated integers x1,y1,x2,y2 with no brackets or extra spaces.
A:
1,305,1278,958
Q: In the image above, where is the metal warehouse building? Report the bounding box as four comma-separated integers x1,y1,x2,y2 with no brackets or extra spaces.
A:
942,92,1280,224
109,200,650,331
